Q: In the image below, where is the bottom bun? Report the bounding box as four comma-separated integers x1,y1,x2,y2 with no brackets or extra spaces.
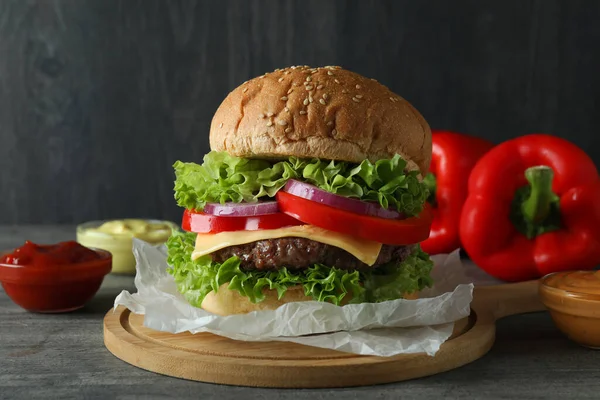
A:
200,283,420,316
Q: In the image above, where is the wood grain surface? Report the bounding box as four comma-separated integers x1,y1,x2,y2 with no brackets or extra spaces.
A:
1,225,600,399
104,308,482,388
1,0,599,224
101,281,543,388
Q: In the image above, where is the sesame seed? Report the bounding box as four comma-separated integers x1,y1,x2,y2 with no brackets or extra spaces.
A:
284,107,289,112
266,121,273,127
335,79,340,84
327,71,334,76
389,97,395,101
332,129,337,135
277,120,287,126
352,97,360,102
303,98,309,106
342,89,349,93
285,127,292,133
259,113,265,118
287,89,293,94
306,76,312,82
327,121,333,126
305,85,313,90
285,71,291,74
317,85,323,90
281,96,288,101
319,99,326,105
323,93,328,99
370,78,377,81
356,84,361,89
267,112,274,117
299,110,307,115
278,77,284,82
242,87,248,93
219,123,223,128
309,95,314,103
355,94,363,98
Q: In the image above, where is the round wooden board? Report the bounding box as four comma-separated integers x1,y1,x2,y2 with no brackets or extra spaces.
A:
103,280,544,388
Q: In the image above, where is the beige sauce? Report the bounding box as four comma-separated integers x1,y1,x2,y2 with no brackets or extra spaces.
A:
540,270,600,349
543,270,600,296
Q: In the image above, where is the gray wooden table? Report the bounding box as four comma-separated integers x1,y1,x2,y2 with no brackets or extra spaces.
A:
1,226,598,400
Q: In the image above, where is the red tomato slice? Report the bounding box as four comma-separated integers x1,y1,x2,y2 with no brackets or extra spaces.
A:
182,209,304,233
275,191,433,245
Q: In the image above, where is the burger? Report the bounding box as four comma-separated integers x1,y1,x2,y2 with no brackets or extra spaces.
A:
166,65,435,316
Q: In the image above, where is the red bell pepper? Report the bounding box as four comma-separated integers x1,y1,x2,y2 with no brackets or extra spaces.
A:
459,133,600,282
421,131,494,254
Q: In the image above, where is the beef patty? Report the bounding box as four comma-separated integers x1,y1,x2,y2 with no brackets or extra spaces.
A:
211,237,415,271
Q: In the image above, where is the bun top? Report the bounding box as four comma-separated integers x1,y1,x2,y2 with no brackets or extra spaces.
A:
209,65,431,174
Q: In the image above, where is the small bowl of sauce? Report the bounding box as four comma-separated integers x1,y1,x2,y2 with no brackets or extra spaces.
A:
0,240,112,313
76,219,177,275
539,270,600,349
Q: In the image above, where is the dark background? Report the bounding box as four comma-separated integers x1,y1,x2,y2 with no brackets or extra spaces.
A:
1,0,599,224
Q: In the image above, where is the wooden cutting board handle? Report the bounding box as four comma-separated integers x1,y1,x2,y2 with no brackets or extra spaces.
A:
473,280,545,320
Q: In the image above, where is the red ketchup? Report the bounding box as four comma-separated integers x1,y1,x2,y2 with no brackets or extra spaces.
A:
0,240,112,313
1,240,102,266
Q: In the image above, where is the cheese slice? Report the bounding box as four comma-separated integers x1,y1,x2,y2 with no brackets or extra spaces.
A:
192,225,383,266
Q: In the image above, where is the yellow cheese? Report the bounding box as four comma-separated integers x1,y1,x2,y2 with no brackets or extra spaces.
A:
192,225,383,266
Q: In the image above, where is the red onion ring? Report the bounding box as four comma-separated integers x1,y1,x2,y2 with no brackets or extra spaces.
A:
203,201,280,217
282,179,406,219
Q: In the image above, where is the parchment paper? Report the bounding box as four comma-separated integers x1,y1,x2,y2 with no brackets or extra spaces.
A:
113,239,500,357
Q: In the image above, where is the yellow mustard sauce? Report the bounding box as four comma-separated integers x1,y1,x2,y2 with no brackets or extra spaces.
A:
76,219,177,275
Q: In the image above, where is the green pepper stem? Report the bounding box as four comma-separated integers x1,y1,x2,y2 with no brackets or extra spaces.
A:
422,173,437,205
521,166,556,224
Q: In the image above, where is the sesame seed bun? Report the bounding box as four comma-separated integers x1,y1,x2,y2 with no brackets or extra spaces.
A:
201,283,419,316
209,66,432,174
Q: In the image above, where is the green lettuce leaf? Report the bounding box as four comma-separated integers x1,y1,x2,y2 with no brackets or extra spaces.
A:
354,247,434,303
173,152,302,211
173,151,428,216
299,154,428,215
166,231,434,308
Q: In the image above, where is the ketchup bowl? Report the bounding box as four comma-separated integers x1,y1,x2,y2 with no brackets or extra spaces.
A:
0,241,112,313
